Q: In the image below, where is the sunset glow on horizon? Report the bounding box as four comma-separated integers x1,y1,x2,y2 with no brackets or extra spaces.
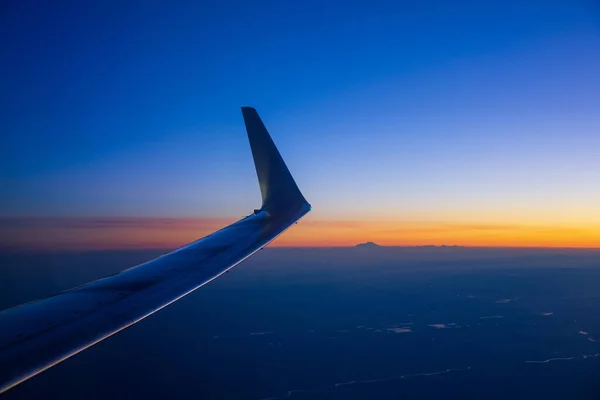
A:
2,216,600,250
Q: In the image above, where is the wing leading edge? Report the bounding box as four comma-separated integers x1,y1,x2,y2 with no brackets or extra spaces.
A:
0,107,311,394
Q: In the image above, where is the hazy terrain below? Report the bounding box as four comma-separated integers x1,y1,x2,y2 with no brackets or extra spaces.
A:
1,247,600,399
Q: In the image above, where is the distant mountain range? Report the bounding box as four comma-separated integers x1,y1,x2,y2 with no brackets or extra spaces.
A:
355,242,465,249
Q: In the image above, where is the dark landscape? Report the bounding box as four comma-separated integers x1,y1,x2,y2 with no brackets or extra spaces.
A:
2,246,599,399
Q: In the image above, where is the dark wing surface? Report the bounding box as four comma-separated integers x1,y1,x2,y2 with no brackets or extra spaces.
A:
0,107,311,393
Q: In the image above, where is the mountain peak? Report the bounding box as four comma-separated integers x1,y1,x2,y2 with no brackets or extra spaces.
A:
355,242,381,248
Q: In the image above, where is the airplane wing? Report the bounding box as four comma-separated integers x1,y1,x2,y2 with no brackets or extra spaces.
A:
0,107,311,394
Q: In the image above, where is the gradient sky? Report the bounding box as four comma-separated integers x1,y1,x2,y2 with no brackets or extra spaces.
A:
1,1,600,248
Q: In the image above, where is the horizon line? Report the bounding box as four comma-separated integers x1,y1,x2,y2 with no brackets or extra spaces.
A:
2,244,600,253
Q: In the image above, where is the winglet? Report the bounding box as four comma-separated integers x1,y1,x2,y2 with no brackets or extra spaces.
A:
241,107,309,214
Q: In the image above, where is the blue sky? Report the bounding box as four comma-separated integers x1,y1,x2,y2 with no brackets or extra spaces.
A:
2,1,599,228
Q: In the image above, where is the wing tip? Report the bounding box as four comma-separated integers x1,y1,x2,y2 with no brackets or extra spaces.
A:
240,107,308,213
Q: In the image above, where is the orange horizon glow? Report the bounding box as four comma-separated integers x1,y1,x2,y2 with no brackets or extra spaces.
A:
1,216,599,251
